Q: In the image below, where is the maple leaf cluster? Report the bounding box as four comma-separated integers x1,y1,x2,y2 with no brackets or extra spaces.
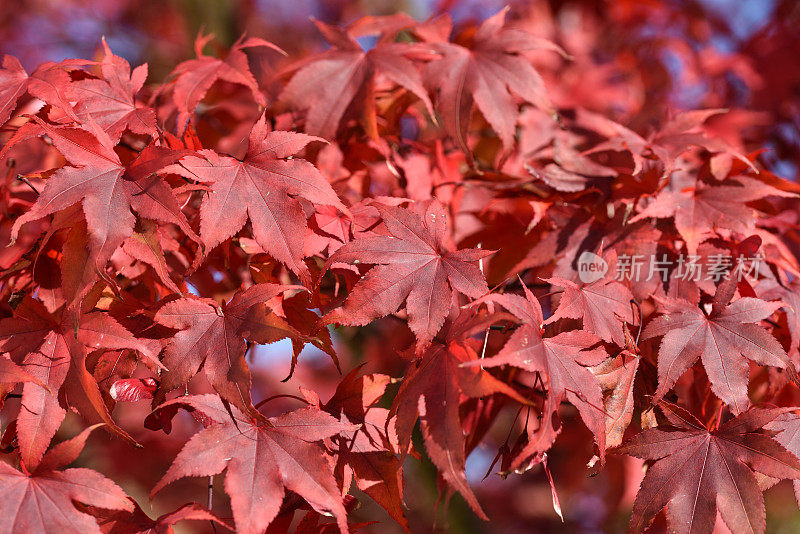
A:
1,6,800,534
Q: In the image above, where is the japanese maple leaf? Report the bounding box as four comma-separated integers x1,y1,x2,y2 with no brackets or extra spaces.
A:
324,200,492,347
543,251,635,347
153,284,305,414
524,132,617,193
0,355,44,390
620,404,800,534
92,500,231,534
69,39,157,141
284,292,339,360
167,116,346,279
594,350,640,450
150,394,354,534
765,412,800,507
645,110,753,174
0,55,28,125
759,278,800,351
119,223,183,295
579,108,754,178
643,280,793,413
304,368,407,530
0,55,92,125
0,298,160,468
419,7,565,155
9,120,196,269
280,16,433,140
59,215,106,307
305,201,380,258
463,282,608,468
390,309,528,519
164,33,283,132
629,173,795,254
0,424,133,534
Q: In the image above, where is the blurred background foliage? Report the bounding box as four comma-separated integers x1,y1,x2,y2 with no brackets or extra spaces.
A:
1,1,799,532
2,0,799,182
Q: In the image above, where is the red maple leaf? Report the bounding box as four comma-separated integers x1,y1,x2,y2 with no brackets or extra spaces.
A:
643,279,794,413
8,120,195,270
766,411,800,507
304,368,407,530
149,394,355,534
161,33,283,133
0,55,93,125
166,115,346,279
153,283,305,414
69,39,157,141
579,108,755,178
543,251,636,347
759,278,800,352
324,199,492,347
594,349,640,450
419,7,565,155
620,403,800,534
629,172,795,254
390,308,528,519
0,55,29,125
93,500,231,533
464,281,608,468
280,16,433,140
0,298,161,466
0,424,133,533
